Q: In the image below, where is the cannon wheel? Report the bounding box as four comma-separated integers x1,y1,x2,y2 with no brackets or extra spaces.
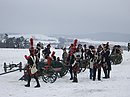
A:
42,72,58,83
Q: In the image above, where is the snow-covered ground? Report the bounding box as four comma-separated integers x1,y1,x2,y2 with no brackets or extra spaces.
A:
0,48,130,97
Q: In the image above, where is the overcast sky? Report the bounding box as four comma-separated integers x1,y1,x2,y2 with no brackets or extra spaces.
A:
0,0,130,35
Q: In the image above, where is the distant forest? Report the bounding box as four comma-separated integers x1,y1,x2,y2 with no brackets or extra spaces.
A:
0,34,29,48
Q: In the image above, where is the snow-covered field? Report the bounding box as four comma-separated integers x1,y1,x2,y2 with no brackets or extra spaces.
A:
0,48,130,97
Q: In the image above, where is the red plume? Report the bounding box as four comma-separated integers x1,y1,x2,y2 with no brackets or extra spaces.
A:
51,51,55,57
30,38,33,48
74,39,78,47
24,55,30,60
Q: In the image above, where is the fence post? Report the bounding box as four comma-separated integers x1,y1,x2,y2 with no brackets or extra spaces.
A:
4,62,7,72
19,62,22,72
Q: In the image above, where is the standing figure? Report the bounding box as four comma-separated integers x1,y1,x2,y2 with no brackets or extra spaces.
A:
77,44,83,60
24,38,40,88
101,48,108,78
128,43,130,52
93,45,102,81
67,39,78,80
72,48,81,83
88,45,95,79
35,42,42,62
62,48,68,63
42,44,51,59
67,51,75,80
104,47,111,78
88,49,94,79
83,44,87,60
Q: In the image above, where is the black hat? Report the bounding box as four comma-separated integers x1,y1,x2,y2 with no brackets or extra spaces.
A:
47,44,51,47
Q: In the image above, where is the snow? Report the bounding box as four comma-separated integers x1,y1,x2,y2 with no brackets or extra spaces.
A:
0,48,130,97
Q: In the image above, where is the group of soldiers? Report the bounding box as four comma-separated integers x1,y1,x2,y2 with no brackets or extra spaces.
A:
62,40,112,82
36,40,112,83
25,38,122,88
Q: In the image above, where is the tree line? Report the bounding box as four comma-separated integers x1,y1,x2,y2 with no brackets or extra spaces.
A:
0,34,29,48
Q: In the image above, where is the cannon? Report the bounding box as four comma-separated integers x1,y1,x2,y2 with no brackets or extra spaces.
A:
20,59,69,83
20,38,69,83
38,60,69,83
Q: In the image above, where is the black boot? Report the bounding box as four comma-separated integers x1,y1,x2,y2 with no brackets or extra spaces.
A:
103,67,108,78
108,70,110,78
34,76,40,88
25,77,31,87
72,78,78,83
34,84,40,88
69,72,73,80
69,66,73,80
25,84,30,87
93,68,96,81
72,72,78,83
98,69,101,80
70,77,73,80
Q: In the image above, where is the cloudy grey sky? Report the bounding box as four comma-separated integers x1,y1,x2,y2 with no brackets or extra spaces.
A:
0,0,130,35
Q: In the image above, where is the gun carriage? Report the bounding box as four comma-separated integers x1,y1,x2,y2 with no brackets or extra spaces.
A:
21,59,69,83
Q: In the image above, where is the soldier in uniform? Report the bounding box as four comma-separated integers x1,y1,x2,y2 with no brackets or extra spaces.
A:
93,45,102,81
67,51,75,80
104,47,111,78
128,43,130,52
62,48,68,63
72,48,81,82
42,44,51,59
24,38,40,88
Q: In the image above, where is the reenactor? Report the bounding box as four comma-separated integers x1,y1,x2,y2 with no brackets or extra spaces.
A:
24,38,40,88
128,43,130,52
83,44,89,60
67,51,75,80
104,46,111,78
42,44,51,59
72,47,81,83
67,39,78,80
35,42,42,62
88,47,95,80
77,44,84,60
62,48,68,63
93,45,102,81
